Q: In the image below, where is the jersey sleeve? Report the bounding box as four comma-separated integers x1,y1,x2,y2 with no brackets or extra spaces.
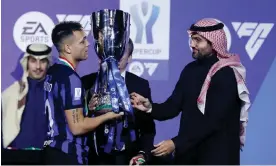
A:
62,74,84,110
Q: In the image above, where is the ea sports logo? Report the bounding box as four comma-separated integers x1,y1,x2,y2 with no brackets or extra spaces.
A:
13,11,55,52
128,61,144,77
188,19,232,51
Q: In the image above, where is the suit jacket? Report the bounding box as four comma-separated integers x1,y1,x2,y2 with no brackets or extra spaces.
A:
81,71,156,163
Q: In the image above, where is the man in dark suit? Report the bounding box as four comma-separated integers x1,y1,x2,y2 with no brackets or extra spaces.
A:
81,39,156,165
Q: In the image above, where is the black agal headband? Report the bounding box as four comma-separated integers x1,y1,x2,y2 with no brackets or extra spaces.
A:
26,44,52,56
189,23,224,32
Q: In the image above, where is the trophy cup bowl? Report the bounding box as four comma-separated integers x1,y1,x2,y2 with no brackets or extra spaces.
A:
91,9,130,61
91,9,130,115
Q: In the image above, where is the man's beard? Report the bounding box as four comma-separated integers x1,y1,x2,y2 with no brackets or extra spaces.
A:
192,50,213,60
192,51,205,60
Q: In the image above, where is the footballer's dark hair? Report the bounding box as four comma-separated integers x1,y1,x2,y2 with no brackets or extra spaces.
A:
51,21,83,52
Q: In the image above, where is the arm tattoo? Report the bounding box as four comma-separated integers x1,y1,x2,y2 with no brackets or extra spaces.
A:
76,109,79,123
72,109,76,123
72,109,80,123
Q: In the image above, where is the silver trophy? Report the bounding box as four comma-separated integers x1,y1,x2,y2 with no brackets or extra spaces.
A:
91,9,130,115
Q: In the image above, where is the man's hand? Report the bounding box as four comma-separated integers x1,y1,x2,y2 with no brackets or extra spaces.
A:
151,140,175,156
88,93,98,111
130,92,152,112
129,154,146,166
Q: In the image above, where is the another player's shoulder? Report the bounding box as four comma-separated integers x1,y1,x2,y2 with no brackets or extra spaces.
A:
126,72,149,85
81,72,98,90
81,72,97,83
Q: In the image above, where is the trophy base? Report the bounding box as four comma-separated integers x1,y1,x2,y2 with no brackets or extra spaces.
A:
94,104,113,115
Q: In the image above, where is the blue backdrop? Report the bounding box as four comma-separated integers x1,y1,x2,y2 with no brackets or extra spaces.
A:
2,0,275,164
